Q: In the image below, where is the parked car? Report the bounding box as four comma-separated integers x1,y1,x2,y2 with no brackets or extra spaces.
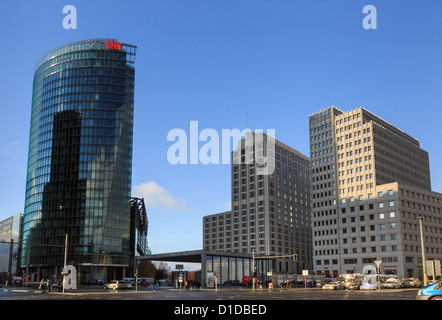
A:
401,278,420,288
322,282,344,290
223,280,245,286
104,280,132,290
347,281,362,290
416,281,442,300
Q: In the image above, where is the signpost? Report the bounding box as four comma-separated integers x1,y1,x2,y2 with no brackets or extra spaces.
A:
374,260,382,291
179,272,183,290
426,260,441,281
302,270,309,288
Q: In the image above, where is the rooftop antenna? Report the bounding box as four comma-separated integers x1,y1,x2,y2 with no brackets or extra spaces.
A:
246,112,249,131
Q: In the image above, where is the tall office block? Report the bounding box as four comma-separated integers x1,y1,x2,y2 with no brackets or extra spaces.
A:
0,213,23,276
22,39,138,282
309,107,441,279
204,132,312,275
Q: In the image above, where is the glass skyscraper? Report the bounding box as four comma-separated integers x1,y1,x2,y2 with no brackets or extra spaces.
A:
21,39,137,282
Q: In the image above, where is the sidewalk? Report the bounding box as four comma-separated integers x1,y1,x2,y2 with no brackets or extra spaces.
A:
0,285,325,295
0,285,169,295
0,286,35,293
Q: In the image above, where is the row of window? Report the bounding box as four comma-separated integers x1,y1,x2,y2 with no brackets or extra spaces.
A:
315,244,399,257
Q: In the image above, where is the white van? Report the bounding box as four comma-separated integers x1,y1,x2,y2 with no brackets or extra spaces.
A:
158,279,172,286
123,278,135,284
137,277,155,285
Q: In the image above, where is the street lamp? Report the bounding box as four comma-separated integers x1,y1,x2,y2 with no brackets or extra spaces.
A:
419,216,428,287
63,233,68,293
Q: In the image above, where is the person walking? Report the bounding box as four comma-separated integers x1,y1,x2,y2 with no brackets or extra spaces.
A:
46,279,52,292
40,279,46,293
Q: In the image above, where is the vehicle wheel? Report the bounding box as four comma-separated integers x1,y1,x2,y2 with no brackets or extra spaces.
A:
430,296,442,300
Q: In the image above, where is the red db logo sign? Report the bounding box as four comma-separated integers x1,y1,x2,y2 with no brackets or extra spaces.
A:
106,40,122,50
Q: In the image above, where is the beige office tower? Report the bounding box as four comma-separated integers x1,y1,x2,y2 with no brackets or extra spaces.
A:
203,132,313,275
310,107,442,280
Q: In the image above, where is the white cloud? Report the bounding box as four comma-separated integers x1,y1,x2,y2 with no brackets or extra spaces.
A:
133,181,187,210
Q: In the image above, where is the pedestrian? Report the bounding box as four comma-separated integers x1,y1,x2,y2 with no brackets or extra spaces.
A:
46,279,51,292
40,279,46,292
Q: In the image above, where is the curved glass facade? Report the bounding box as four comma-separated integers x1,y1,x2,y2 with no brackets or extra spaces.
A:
21,39,136,282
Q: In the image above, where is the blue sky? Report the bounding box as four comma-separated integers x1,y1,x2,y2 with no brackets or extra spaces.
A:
1,1,442,262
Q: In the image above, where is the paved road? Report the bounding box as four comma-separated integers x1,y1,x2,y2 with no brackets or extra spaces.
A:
0,286,419,300
0,286,424,319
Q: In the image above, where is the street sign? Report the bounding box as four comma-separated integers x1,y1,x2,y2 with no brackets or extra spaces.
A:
435,260,441,276
426,260,441,277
